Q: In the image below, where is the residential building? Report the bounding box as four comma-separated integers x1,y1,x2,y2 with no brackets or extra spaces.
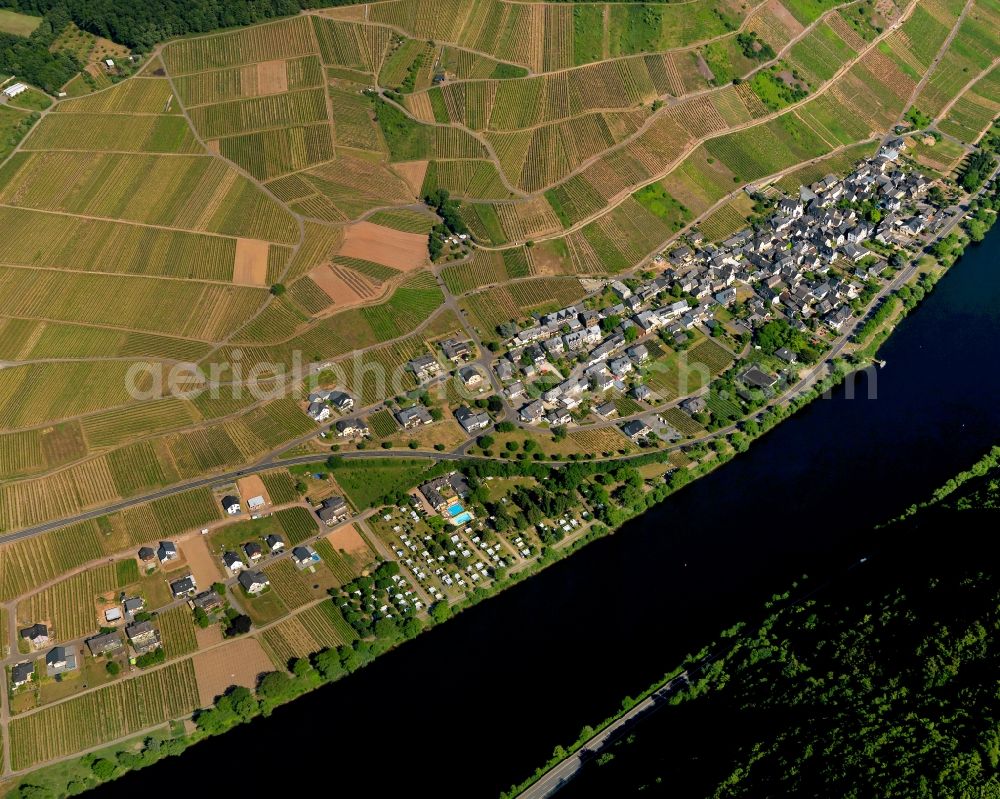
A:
622,419,651,441
396,405,433,429
87,632,123,657
156,540,178,562
223,552,246,573
455,406,490,434
11,661,34,688
46,646,77,676
335,418,369,438
170,575,197,597
239,570,270,594
292,546,321,567
316,496,349,525
19,624,48,648
125,621,161,654
458,366,484,388
407,355,441,383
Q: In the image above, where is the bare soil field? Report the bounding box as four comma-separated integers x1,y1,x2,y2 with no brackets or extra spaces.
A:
308,263,380,306
392,160,429,196
193,636,273,705
206,138,221,154
318,5,367,20
233,238,270,286
338,221,427,271
325,522,370,554
236,475,271,508
257,59,288,94
178,534,223,588
195,623,224,649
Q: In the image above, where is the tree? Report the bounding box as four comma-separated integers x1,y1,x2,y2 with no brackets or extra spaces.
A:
430,600,450,623
269,283,286,296
257,671,297,705
106,661,121,676
89,758,117,780
226,614,252,636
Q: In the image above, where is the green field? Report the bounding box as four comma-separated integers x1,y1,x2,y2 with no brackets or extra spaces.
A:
0,8,41,35
330,459,434,509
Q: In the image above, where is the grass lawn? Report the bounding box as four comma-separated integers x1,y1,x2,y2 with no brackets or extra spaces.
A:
482,476,536,501
0,8,41,36
0,103,36,161
393,418,468,451
38,669,86,704
329,458,434,509
137,569,175,611
7,86,52,111
633,183,692,230
208,516,287,554
242,587,288,625
9,686,38,714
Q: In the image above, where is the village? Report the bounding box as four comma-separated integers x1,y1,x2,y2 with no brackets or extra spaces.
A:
299,139,949,453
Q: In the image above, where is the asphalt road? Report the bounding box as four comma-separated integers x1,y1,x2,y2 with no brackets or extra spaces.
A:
518,673,691,799
0,450,464,546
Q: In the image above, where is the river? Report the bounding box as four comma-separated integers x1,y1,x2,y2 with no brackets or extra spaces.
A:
95,226,1000,798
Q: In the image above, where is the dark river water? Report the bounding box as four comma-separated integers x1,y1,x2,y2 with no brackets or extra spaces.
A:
95,226,1000,798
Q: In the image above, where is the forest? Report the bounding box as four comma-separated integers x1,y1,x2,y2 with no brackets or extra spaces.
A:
559,446,1000,798
3,0,331,49
0,9,80,92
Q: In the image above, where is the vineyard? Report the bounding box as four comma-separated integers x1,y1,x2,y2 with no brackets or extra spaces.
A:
0,0,988,779
18,562,122,641
158,605,200,658
266,560,314,609
9,660,201,770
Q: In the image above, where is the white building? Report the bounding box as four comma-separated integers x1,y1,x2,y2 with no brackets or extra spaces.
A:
3,82,27,99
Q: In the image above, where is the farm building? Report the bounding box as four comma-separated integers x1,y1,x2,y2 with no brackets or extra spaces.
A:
2,82,27,99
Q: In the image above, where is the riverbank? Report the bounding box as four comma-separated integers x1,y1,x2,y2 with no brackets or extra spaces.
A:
72,218,999,799
504,218,1000,798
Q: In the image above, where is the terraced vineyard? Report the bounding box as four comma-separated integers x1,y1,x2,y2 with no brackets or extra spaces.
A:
0,2,992,784
0,0,981,542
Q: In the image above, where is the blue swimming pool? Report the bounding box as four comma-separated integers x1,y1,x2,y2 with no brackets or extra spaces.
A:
452,511,472,525
448,503,464,516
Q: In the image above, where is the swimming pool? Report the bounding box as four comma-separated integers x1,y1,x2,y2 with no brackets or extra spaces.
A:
448,503,464,516
451,511,472,525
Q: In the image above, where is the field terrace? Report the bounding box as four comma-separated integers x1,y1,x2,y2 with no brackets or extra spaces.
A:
0,0,974,541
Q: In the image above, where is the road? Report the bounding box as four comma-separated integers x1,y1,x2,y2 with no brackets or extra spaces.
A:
518,672,691,799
